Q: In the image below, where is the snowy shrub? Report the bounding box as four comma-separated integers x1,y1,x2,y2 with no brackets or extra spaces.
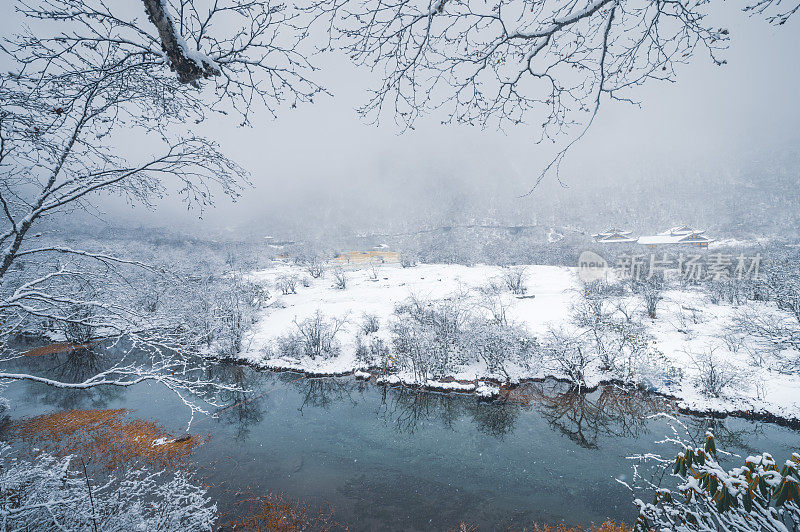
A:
0,444,216,531
572,295,612,368
633,274,664,319
476,281,512,326
174,272,260,357
573,295,606,329
673,305,703,331
688,348,741,397
606,319,652,380
391,295,536,382
399,254,417,268
735,311,800,371
332,268,347,290
571,286,653,380
355,335,389,367
627,348,683,392
718,330,746,356
391,297,469,380
469,320,538,380
368,263,380,281
275,274,298,295
541,328,594,388
360,313,380,335
211,281,253,357
762,256,800,323
277,311,346,360
629,429,800,532
137,284,162,314
501,267,527,295
706,277,753,306
304,260,325,279
354,313,385,366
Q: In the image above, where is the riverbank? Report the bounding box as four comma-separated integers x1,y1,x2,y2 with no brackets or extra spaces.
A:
238,261,800,425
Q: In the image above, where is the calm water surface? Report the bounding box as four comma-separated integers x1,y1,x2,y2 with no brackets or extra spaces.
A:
6,350,800,531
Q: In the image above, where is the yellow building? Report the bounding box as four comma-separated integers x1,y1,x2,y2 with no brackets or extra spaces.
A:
333,250,401,265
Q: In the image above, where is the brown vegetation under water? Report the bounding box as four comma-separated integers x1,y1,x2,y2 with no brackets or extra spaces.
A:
10,408,202,471
21,342,95,357
220,493,341,531
451,521,631,532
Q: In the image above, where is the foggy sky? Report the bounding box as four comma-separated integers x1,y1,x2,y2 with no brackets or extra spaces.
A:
4,2,799,237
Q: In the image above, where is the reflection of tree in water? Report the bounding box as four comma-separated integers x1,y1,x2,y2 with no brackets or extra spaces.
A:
465,400,521,438
377,387,460,434
506,380,674,449
377,386,522,438
14,347,122,410
681,416,767,457
295,377,361,412
206,363,268,441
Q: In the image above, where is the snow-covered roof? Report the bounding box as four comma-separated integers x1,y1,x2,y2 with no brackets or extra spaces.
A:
592,228,632,238
659,225,705,236
638,232,714,245
592,228,635,243
595,234,637,243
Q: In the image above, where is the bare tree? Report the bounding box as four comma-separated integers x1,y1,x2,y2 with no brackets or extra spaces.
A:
745,0,800,24
305,259,326,279
0,0,323,420
275,274,299,295
688,347,741,397
278,311,348,360
633,274,664,319
501,267,527,295
476,281,512,326
332,267,348,289
542,328,594,388
319,0,729,183
14,0,326,122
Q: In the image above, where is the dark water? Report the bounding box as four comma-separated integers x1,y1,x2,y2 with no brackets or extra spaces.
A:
6,348,800,531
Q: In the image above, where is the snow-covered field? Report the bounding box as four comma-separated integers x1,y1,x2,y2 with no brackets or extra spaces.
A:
238,261,800,422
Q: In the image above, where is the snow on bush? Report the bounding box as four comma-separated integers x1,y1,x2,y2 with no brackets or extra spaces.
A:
627,420,800,532
390,295,537,382
501,266,528,295
174,272,261,358
0,444,215,531
567,280,676,389
332,268,347,290
304,260,325,279
276,311,347,360
275,274,298,295
687,348,743,398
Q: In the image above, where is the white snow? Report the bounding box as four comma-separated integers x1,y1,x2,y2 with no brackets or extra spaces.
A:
238,261,800,420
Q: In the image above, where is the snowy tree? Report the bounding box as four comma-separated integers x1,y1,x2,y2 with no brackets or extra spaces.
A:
0,0,320,418
316,0,728,182
276,311,347,360
542,328,594,388
311,0,797,183
0,443,216,531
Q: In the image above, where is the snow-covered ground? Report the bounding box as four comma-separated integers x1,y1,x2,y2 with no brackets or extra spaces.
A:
238,261,800,422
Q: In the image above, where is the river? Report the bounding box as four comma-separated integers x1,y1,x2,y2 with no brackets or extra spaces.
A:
5,348,799,531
